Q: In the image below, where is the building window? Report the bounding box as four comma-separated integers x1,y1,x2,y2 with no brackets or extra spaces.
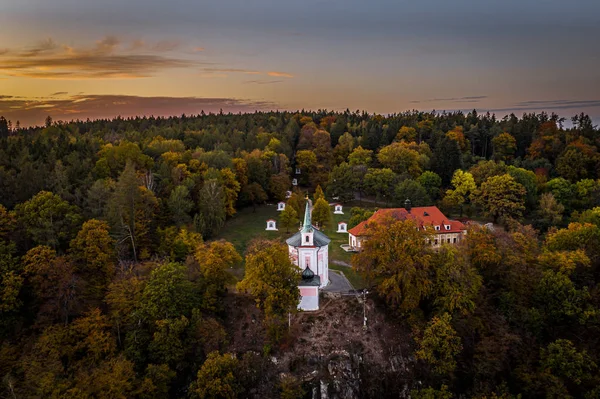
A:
305,236,309,243
434,239,438,245
435,225,440,231
445,225,451,230
447,238,451,243
453,237,457,243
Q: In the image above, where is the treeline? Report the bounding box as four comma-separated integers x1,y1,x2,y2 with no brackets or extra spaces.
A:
0,109,599,398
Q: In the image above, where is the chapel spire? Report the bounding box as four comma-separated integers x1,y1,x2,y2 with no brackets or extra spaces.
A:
301,196,313,233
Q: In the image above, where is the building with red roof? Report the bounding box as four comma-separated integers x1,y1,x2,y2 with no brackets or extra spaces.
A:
347,200,467,250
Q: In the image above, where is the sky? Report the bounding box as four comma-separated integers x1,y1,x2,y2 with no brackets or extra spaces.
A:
0,0,599,126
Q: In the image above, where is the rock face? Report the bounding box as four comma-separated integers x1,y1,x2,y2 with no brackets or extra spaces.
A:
280,297,416,398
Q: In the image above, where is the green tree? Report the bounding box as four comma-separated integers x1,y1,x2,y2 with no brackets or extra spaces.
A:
141,262,197,321
311,198,331,229
475,174,526,224
417,171,442,200
348,207,374,228
540,339,596,387
416,313,462,375
507,165,539,208
394,179,431,207
364,168,397,205
167,185,194,226
432,137,462,186
148,316,189,366
15,190,81,249
327,162,356,203
545,177,573,209
196,180,226,238
279,206,299,233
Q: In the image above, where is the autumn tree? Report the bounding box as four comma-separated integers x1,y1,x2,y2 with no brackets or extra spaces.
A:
416,313,462,375
475,174,526,224
311,198,331,229
377,141,425,178
469,160,508,186
237,240,300,340
191,351,240,399
431,246,482,315
492,132,517,162
536,192,565,229
352,218,433,313
70,219,115,302
314,184,325,202
295,149,317,185
443,170,476,217
241,182,268,212
193,240,241,311
108,161,158,261
396,126,417,142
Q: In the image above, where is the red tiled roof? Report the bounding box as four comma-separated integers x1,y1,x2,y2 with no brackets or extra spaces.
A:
347,206,466,236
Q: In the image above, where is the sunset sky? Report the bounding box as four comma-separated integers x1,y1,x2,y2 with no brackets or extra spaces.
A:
1,0,599,126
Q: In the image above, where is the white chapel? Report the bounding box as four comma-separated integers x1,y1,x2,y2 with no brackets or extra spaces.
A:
286,198,330,311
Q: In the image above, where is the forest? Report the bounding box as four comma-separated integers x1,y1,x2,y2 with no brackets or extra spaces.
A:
0,109,599,398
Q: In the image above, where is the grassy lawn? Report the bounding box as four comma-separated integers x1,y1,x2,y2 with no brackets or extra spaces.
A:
214,202,366,288
215,204,290,256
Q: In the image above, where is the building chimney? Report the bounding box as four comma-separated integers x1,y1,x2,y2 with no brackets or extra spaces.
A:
405,198,412,213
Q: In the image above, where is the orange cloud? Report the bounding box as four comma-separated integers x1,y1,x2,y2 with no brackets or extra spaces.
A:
0,36,202,79
267,71,294,78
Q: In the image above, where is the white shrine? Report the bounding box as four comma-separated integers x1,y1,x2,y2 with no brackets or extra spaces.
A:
286,198,330,311
337,222,348,233
292,178,298,186
277,201,286,211
266,219,278,231
285,190,292,199
333,203,344,214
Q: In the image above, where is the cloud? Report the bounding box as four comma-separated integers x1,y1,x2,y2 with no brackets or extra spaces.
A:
267,71,294,78
243,79,283,85
0,94,280,126
193,47,205,52
0,36,201,79
50,91,68,96
200,67,261,74
410,95,488,104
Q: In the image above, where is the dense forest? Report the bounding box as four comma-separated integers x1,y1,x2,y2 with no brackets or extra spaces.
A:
1,109,600,398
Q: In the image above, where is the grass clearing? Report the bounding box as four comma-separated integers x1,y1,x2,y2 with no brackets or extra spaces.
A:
214,203,365,288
